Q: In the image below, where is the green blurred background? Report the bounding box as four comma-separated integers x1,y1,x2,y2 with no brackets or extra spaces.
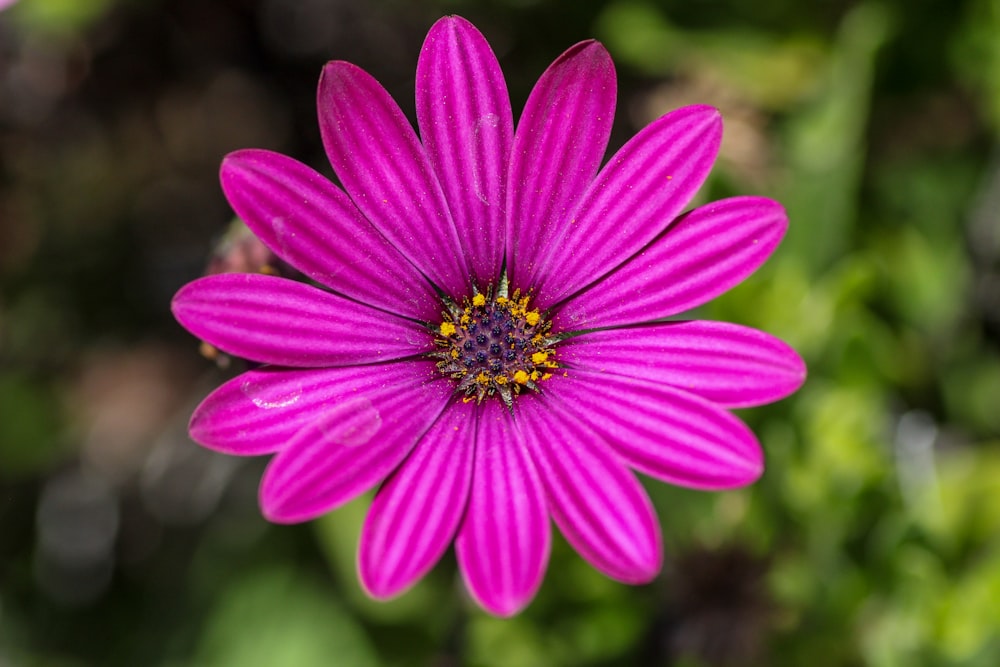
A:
2,0,999,665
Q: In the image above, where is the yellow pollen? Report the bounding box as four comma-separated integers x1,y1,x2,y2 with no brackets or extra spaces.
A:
431,282,558,406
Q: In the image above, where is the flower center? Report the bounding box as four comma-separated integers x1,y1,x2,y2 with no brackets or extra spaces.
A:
432,280,558,407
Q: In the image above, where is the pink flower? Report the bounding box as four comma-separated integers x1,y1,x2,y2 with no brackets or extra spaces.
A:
171,16,805,616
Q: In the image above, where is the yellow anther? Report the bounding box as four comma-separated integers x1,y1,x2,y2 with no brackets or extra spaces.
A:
432,281,557,405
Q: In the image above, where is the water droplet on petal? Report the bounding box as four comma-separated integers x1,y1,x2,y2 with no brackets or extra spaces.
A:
271,216,291,256
240,379,302,409
317,396,381,447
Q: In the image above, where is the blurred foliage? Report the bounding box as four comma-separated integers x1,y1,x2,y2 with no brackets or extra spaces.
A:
11,0,118,34
2,0,1000,665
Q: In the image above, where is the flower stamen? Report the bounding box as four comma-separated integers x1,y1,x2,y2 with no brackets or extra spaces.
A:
431,282,558,408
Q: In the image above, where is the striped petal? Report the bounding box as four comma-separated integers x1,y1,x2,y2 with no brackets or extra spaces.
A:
318,61,471,299
507,41,616,290
518,395,662,583
456,400,550,617
555,196,787,328
532,105,722,309
546,370,763,490
189,361,442,457
559,321,806,408
172,274,432,367
220,149,439,321
417,16,513,286
259,363,453,523
359,400,477,599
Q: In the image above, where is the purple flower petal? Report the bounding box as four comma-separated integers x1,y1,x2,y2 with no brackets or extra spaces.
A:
318,61,471,298
507,41,616,291
172,274,432,367
220,149,439,321
518,396,662,583
531,105,722,308
559,320,806,408
546,370,763,490
417,16,513,287
258,363,453,523
359,400,476,599
456,400,550,617
189,360,442,457
555,196,788,328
